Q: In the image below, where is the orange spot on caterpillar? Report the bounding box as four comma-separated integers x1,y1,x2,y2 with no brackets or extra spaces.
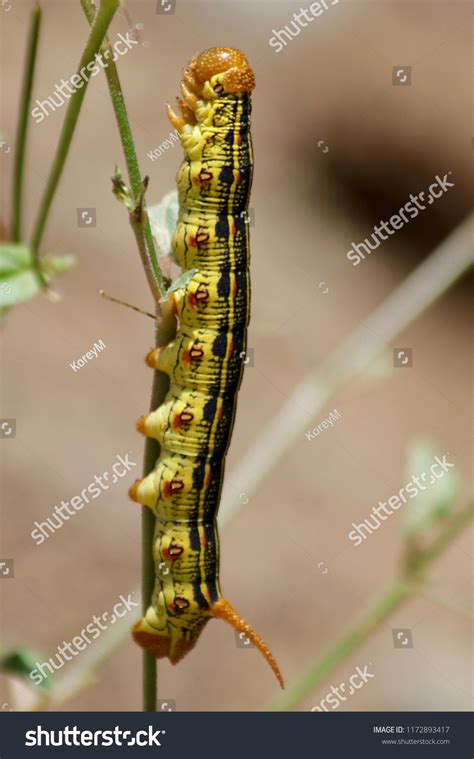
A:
212,598,284,689
196,228,210,245
163,543,184,561
236,133,241,145
173,597,190,613
164,476,185,498
235,171,241,185
205,472,212,488
172,408,194,428
145,348,161,368
196,284,209,301
188,284,209,308
202,586,211,604
231,279,238,296
189,344,204,361
128,480,141,502
136,415,147,435
230,221,236,236
194,168,213,185
180,409,194,424
182,348,191,365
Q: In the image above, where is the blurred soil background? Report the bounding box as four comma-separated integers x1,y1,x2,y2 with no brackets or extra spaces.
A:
0,0,472,711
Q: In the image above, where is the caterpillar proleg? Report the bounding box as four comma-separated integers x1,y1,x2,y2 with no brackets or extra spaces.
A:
130,48,283,688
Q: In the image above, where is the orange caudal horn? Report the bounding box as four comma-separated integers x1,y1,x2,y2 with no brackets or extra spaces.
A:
212,599,284,689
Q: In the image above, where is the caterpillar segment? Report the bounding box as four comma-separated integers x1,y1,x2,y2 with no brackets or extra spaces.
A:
130,47,283,689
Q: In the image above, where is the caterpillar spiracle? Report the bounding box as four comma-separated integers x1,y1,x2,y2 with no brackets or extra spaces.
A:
130,48,283,688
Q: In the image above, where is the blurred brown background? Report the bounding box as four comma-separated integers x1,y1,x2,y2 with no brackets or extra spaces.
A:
0,0,472,711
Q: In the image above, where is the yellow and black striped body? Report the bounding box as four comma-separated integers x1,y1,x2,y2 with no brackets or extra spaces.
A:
132,49,282,686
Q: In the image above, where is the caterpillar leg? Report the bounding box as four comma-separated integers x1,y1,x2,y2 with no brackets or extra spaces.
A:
132,615,198,665
166,103,186,133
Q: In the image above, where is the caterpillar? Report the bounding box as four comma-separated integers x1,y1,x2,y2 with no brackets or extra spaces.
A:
130,48,283,688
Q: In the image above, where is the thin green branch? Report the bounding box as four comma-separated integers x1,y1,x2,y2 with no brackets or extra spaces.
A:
141,312,176,711
80,0,173,707
29,0,120,280
269,501,473,711
11,3,42,242
80,0,165,300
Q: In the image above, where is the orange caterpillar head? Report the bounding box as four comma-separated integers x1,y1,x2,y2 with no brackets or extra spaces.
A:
169,47,255,131
184,47,255,98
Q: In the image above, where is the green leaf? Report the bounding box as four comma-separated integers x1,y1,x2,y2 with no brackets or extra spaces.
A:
403,440,459,537
0,243,75,309
0,243,32,275
148,190,179,263
0,270,39,307
42,254,76,276
167,268,198,295
0,648,52,691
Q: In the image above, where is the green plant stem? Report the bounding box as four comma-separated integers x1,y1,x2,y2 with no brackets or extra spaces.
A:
80,0,164,300
80,0,172,708
29,0,119,279
11,3,42,242
142,312,176,711
80,0,173,709
269,501,473,711
272,583,412,712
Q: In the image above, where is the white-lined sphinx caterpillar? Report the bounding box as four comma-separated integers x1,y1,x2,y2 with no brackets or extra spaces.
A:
130,47,283,688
